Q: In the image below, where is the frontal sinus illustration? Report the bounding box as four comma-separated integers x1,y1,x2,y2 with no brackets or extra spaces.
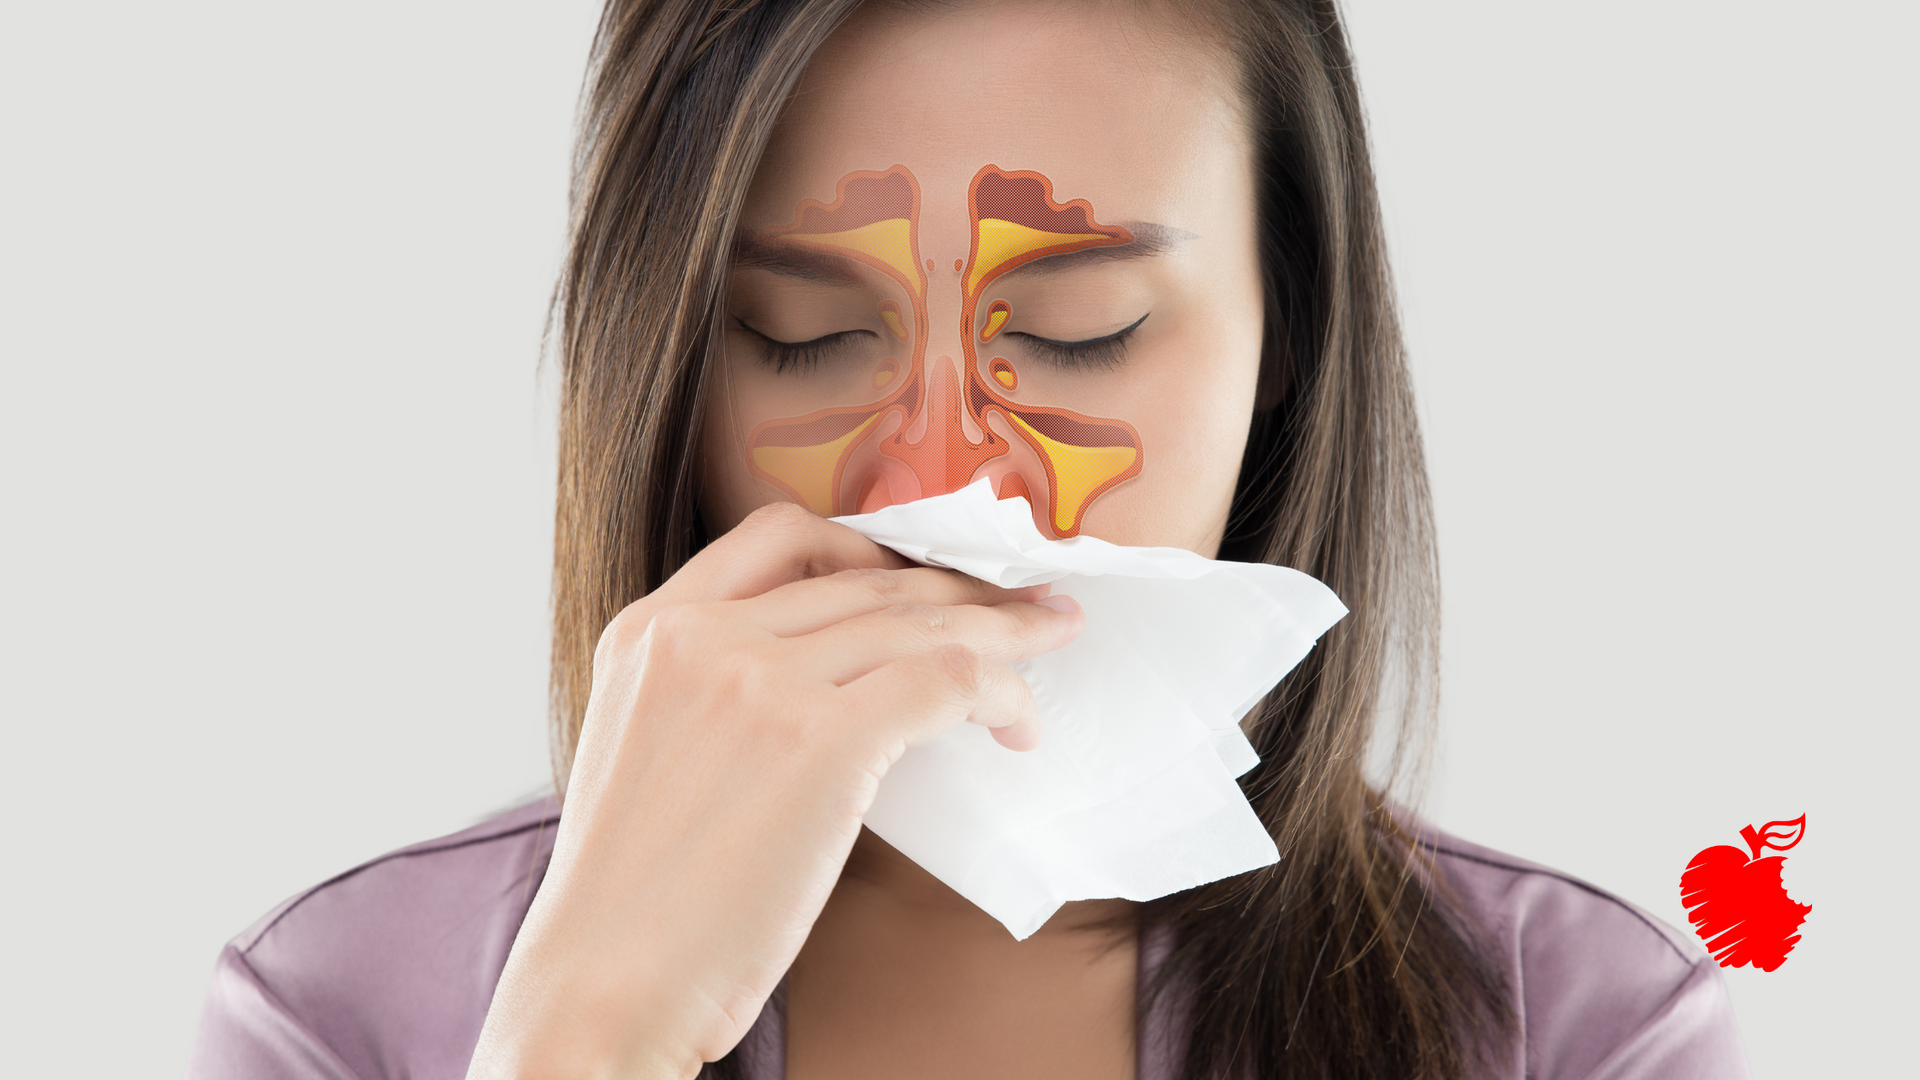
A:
745,164,1145,538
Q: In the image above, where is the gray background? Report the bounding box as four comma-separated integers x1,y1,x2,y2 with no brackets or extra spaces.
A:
1,1,1911,1075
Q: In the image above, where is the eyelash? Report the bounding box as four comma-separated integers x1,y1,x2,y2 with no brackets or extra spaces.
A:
736,319,872,373
737,313,1150,372
1007,312,1149,371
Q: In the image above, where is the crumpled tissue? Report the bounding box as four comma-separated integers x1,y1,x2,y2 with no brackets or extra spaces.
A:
832,479,1347,939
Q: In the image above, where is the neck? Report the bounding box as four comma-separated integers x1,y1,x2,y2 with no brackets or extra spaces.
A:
785,827,1144,1079
836,827,1137,940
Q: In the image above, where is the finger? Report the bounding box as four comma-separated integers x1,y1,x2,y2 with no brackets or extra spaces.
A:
839,645,1043,755
662,502,914,607
792,595,1082,685
744,566,1051,638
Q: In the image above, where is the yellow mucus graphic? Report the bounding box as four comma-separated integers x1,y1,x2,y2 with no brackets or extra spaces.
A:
967,219,1115,297
779,218,924,296
1003,413,1140,536
749,411,887,517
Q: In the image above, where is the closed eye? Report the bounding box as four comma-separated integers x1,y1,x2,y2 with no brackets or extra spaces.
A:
735,318,876,373
1006,312,1148,370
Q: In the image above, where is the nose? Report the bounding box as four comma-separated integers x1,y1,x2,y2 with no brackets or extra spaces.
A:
872,355,1006,509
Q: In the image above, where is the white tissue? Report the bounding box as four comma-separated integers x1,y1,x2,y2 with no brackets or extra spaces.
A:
832,479,1348,939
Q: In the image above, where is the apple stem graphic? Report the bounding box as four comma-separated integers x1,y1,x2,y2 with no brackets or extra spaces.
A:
1681,813,1811,971
1740,814,1808,859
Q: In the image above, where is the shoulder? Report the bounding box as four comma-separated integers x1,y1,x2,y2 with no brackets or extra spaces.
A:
188,798,561,1080
1423,827,1751,1080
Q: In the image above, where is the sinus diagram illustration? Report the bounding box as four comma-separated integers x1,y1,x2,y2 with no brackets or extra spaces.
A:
742,164,1147,538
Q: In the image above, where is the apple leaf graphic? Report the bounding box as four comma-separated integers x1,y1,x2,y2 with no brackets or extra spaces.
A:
1679,814,1811,971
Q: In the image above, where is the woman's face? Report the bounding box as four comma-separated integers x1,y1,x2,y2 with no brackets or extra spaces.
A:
701,0,1262,555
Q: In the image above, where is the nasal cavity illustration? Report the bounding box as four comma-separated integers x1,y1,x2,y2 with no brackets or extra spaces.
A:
744,164,1145,538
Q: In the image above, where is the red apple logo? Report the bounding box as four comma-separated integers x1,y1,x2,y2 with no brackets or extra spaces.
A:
1679,814,1811,971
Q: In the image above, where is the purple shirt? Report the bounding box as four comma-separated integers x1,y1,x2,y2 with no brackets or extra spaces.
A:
188,799,1750,1079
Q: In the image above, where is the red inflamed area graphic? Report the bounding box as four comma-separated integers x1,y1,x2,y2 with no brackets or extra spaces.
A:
1679,814,1812,972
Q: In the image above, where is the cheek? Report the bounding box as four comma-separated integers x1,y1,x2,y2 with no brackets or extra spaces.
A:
1070,333,1261,551
1075,405,1246,551
700,345,882,534
698,384,774,536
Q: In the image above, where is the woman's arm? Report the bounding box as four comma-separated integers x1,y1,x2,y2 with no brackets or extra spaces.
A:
465,502,1081,1080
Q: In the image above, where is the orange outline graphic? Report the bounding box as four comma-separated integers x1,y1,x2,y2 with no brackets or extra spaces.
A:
957,166,1144,537
742,164,1147,537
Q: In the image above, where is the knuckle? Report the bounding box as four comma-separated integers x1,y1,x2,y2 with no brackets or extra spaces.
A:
837,566,907,601
742,500,816,533
932,644,985,692
889,603,954,636
729,652,773,699
639,602,707,651
592,601,649,667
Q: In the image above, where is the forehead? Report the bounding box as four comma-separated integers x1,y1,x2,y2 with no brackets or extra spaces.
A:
745,1,1245,232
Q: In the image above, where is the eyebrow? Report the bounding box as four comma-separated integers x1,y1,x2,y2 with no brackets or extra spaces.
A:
729,221,1195,285
1002,222,1196,278
731,235,870,286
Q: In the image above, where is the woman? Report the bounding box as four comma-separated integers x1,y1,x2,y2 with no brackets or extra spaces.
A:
190,1,1750,1077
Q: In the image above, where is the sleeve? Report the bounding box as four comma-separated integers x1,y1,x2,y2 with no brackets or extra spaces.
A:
187,946,364,1080
1577,958,1751,1080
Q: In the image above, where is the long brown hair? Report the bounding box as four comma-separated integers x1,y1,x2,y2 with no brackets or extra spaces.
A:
548,1,1513,1077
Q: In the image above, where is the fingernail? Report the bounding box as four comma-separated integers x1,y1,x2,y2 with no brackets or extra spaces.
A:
1034,594,1081,615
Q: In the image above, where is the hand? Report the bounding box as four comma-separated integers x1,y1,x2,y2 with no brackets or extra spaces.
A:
466,502,1083,1080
